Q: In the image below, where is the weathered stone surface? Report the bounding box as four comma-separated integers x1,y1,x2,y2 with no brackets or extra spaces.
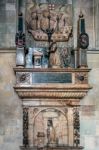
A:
0,1,16,48
0,53,22,150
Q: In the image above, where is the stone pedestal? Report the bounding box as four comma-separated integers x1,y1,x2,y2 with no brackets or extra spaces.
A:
16,47,25,67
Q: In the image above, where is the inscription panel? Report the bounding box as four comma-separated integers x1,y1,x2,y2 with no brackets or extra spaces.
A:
32,72,72,83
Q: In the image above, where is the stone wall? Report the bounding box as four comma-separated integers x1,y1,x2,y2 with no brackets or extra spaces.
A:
0,0,16,48
80,53,99,150
0,53,22,150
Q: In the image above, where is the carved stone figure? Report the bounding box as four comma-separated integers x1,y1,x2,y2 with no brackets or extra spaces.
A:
48,42,61,68
60,48,71,67
49,126,56,144
47,119,57,146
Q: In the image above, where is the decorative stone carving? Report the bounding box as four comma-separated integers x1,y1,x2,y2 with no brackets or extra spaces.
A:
33,49,43,68
17,91,88,99
14,1,91,150
20,106,84,150
60,48,71,67
73,107,80,147
16,72,31,85
48,42,61,68
15,32,25,48
26,2,72,42
75,72,88,84
14,68,91,100
23,108,29,147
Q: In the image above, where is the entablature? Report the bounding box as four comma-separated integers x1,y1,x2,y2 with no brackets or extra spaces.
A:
14,67,91,102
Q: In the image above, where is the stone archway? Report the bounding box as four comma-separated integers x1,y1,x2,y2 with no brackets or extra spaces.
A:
33,108,68,147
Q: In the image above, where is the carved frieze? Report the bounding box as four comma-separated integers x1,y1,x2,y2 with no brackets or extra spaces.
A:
17,91,88,99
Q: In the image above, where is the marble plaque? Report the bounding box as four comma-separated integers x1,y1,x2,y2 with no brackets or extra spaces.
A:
32,72,72,83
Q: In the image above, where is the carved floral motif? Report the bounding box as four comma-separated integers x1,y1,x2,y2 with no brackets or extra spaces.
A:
75,72,88,84
16,72,31,84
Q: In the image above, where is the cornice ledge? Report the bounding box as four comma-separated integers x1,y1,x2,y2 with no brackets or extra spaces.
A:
14,84,92,90
14,89,90,99
13,67,91,73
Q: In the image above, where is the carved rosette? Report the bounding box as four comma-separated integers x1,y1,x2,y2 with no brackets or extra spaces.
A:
16,72,31,85
75,72,88,84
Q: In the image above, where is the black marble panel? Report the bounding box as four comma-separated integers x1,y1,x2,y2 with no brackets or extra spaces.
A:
35,0,72,4
32,72,72,83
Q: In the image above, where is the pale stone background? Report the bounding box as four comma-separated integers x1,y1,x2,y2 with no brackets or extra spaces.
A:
0,0,16,48
0,53,22,150
0,0,99,150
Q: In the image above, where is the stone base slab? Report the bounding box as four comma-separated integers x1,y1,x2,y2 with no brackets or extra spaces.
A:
20,146,84,150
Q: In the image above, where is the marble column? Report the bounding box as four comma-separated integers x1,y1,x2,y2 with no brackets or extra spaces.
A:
77,13,88,67
16,0,26,67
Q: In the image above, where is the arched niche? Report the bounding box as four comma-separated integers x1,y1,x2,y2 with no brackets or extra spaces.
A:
32,108,68,147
